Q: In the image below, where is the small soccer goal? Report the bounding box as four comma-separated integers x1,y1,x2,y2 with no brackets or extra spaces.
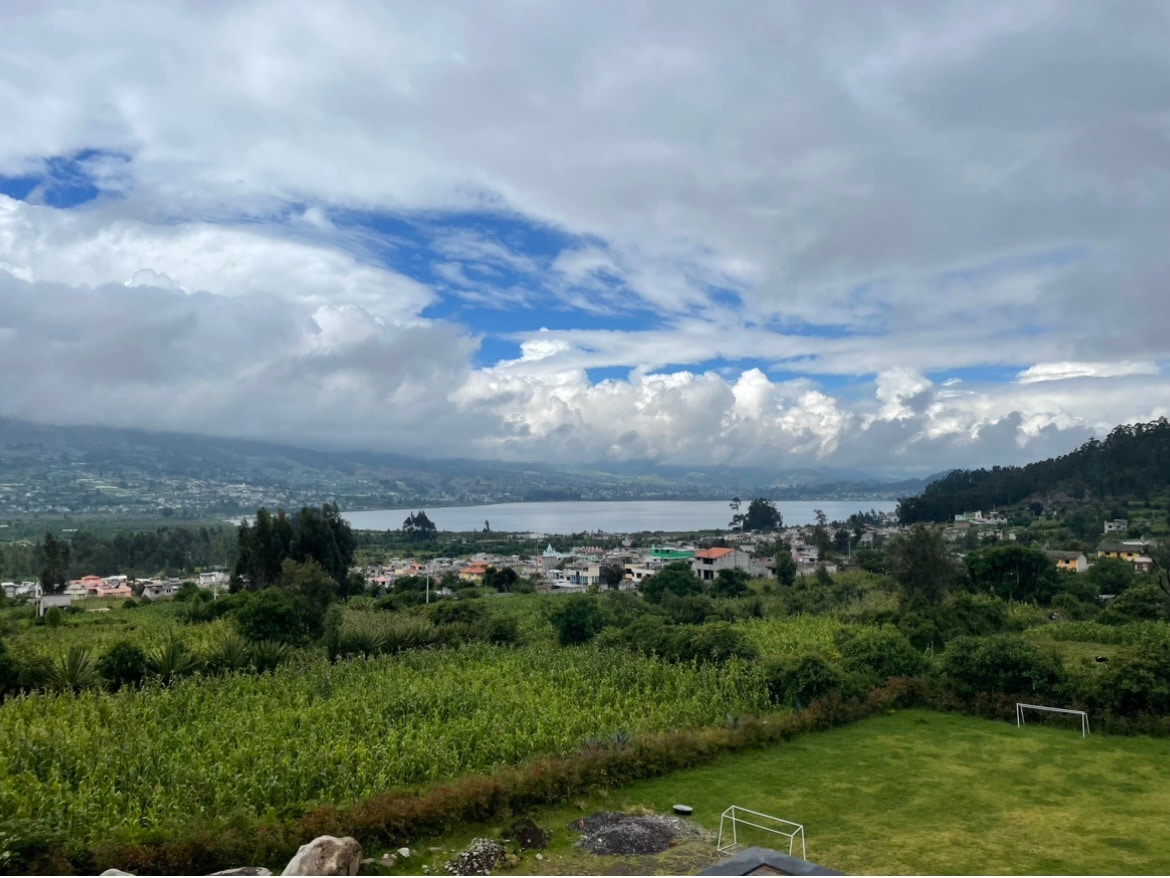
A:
716,805,806,859
1016,702,1090,737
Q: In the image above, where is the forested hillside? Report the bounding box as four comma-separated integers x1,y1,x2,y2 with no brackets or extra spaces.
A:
898,419,1170,523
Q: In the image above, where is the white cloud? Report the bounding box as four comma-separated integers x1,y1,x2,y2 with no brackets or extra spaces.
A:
1017,361,1160,384
0,196,432,321
1,2,1169,473
125,268,179,290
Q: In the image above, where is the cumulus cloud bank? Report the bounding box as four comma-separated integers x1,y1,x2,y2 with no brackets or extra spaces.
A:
1,1,1168,474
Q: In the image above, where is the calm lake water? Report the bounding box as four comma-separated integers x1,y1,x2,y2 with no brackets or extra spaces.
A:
343,499,898,535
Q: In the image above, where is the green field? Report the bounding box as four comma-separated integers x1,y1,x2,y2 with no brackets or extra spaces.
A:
0,642,770,843
406,710,1170,876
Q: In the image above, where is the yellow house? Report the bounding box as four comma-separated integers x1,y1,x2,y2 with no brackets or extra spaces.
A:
1046,550,1087,573
458,562,490,583
1098,543,1146,561
1097,543,1154,573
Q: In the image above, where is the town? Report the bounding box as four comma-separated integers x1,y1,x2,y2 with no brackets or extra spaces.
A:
4,506,1159,614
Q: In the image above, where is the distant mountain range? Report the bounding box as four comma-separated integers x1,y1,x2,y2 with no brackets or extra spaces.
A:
0,417,939,519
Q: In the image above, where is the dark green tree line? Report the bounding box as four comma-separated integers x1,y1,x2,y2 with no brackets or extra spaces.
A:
231,503,355,593
898,418,1170,523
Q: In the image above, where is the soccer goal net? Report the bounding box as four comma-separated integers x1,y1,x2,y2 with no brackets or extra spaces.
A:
716,805,806,859
1016,702,1090,737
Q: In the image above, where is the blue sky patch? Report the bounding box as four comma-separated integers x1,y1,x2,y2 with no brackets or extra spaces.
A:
0,149,130,208
473,337,523,368
927,365,1025,385
586,365,632,383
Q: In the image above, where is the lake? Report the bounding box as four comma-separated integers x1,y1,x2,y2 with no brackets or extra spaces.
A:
342,499,898,535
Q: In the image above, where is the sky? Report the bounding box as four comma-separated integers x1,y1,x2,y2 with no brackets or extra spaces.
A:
1,1,1168,476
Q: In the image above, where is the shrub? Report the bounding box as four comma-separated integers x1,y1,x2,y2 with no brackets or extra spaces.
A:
1099,583,1167,624
44,606,63,628
897,610,943,652
232,589,318,646
663,594,716,625
597,616,672,656
711,568,752,598
426,601,489,627
0,639,17,696
15,655,53,692
1086,640,1170,716
600,591,661,627
96,641,149,690
1048,592,1098,621
763,654,856,709
938,635,1064,700
173,582,200,602
836,625,926,687
937,592,1010,639
639,562,701,603
670,622,759,664
477,615,520,646
548,595,606,646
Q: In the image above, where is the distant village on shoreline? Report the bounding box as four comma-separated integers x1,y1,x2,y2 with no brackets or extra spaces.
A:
6,507,1158,616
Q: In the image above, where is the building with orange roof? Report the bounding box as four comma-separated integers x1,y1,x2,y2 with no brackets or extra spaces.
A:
459,561,490,583
691,547,760,582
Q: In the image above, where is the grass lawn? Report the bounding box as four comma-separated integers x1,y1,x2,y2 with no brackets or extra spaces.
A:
390,710,1170,876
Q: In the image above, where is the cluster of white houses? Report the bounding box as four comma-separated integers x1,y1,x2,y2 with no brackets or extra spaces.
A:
2,571,231,615
361,525,874,595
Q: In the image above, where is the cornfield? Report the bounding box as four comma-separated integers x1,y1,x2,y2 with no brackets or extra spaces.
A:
0,643,769,843
734,615,849,658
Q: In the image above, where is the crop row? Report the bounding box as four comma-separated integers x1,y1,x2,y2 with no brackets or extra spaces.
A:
0,642,770,844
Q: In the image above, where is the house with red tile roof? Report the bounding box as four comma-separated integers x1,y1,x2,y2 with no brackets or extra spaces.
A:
691,547,755,582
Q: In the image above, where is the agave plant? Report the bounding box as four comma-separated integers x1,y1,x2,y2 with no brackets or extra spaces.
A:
248,640,291,673
206,633,251,674
51,645,98,693
338,625,387,659
146,640,201,685
381,616,439,654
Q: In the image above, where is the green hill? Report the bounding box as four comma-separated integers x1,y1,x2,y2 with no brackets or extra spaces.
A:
897,418,1170,523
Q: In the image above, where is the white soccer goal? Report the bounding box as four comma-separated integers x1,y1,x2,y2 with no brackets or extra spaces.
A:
1016,702,1090,737
716,805,806,859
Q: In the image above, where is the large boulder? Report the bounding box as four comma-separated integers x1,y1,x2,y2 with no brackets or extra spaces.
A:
281,836,362,876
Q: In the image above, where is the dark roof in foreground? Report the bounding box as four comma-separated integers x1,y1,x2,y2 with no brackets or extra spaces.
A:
698,846,843,876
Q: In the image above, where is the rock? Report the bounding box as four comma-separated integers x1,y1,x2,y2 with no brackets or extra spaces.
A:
443,838,504,875
535,853,544,861
209,870,272,876
100,871,135,876
397,847,412,858
281,836,363,876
